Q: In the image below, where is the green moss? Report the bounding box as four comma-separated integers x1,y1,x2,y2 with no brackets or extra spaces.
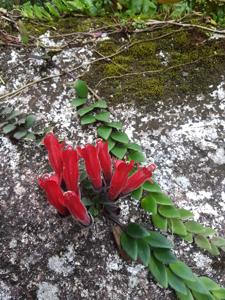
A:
104,63,128,76
127,41,156,58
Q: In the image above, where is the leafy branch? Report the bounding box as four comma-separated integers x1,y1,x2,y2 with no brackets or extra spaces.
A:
73,79,225,256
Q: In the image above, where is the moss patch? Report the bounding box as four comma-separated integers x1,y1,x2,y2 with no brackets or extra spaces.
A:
83,28,225,105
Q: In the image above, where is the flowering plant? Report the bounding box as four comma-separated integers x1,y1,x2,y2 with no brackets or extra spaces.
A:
38,132,156,226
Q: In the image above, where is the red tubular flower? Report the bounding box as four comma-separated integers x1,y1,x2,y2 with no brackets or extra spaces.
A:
96,139,112,184
44,133,63,178
108,160,134,201
62,146,79,194
63,191,91,226
78,144,102,190
122,163,157,194
38,173,69,216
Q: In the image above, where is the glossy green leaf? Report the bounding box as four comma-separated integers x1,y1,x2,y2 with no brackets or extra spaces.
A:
176,289,194,300
141,194,157,214
191,291,214,300
95,111,110,122
25,115,36,128
137,239,151,266
104,121,123,130
74,79,88,98
148,255,168,288
152,214,168,231
111,145,127,159
166,268,188,295
211,237,225,248
185,221,206,234
184,276,211,295
127,142,142,152
107,137,116,151
182,233,193,243
111,131,129,144
200,227,216,237
199,277,220,291
169,261,195,282
71,98,87,108
126,223,150,239
149,192,173,206
158,205,180,218
80,114,96,125
208,243,220,256
142,181,162,193
178,208,194,220
2,124,16,134
93,100,107,109
153,248,177,264
212,288,225,298
170,219,187,236
97,126,112,140
77,105,94,117
13,130,27,139
131,187,143,200
24,132,36,141
145,231,173,249
120,232,138,261
195,235,212,251
128,150,146,163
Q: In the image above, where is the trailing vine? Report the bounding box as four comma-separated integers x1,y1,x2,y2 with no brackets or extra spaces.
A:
73,79,225,257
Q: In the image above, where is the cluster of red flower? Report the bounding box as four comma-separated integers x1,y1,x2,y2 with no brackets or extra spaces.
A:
38,133,156,226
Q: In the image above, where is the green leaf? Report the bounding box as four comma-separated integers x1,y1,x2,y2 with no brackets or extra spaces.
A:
24,132,36,141
95,111,110,122
13,130,27,139
126,223,150,239
128,150,146,163
169,261,195,282
185,221,206,234
111,145,127,159
149,192,173,206
131,187,143,200
200,227,216,237
153,249,177,264
170,219,187,236
2,124,16,134
80,114,96,125
111,131,129,144
158,205,180,218
77,105,94,117
199,277,220,291
184,276,211,295
127,142,142,152
178,208,194,220
149,255,168,288
97,126,112,140
74,80,88,98
93,100,107,109
152,214,168,231
182,233,193,243
212,288,225,298
211,237,225,248
145,231,173,249
208,243,220,256
166,268,188,295
137,239,151,267
120,232,138,261
25,115,36,128
104,121,123,130
6,110,21,120
176,289,194,300
106,138,115,151
195,235,212,251
82,197,92,206
142,181,162,193
191,291,214,300
71,98,87,108
141,194,157,214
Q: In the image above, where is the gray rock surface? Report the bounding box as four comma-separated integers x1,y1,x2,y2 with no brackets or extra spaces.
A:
0,28,225,300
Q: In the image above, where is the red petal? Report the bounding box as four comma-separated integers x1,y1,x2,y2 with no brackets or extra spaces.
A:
38,173,69,216
63,191,91,226
62,146,79,194
44,133,63,177
97,140,112,183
